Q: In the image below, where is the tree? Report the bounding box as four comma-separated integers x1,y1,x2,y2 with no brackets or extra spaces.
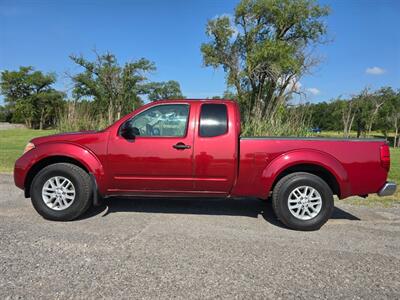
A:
309,101,339,130
352,89,372,138
147,80,184,101
0,105,11,122
0,67,64,129
378,90,400,147
201,0,329,127
338,99,356,138
366,87,389,136
70,51,155,123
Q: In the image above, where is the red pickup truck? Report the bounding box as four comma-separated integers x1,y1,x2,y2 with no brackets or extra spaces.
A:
14,99,396,230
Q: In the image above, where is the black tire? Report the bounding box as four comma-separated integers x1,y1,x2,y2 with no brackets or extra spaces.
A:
272,172,334,231
30,163,92,221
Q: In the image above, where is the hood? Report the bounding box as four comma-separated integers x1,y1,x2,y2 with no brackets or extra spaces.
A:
30,130,100,145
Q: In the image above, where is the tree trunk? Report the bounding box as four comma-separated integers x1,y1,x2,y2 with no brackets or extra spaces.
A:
367,103,384,137
116,103,122,120
367,120,373,137
348,113,355,138
39,108,44,130
356,121,361,138
395,118,399,148
108,104,114,125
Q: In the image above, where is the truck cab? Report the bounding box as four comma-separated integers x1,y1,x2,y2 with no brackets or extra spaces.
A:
105,100,239,196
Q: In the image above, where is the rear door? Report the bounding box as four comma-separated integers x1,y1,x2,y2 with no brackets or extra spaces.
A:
193,102,237,194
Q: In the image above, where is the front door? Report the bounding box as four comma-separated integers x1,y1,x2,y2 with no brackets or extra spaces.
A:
107,103,195,193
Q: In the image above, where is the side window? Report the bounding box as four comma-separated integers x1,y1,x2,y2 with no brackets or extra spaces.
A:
122,104,189,137
199,104,228,137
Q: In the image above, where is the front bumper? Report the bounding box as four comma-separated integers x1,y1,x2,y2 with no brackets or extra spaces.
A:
377,181,397,197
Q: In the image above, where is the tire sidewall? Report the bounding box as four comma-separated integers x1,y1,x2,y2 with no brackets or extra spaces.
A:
277,175,333,230
30,165,89,221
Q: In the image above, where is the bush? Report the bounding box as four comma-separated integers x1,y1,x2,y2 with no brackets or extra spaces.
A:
241,105,311,137
57,101,110,132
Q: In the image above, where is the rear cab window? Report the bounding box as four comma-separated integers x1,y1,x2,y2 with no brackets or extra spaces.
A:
199,104,228,137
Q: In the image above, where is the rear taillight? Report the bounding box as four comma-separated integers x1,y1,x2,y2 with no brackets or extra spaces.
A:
380,144,390,171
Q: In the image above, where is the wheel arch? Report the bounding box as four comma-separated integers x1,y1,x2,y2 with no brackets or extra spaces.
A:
260,149,350,199
23,143,105,198
271,164,340,197
24,156,87,198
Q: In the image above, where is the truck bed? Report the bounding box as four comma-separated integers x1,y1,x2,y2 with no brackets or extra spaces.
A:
232,137,388,199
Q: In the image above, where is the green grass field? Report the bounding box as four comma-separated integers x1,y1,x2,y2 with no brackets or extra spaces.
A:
0,128,399,206
0,128,56,172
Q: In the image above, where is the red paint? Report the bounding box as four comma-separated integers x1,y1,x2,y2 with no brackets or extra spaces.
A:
14,99,391,200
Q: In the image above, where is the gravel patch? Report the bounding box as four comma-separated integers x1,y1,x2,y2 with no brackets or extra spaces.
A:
0,122,26,130
0,174,399,299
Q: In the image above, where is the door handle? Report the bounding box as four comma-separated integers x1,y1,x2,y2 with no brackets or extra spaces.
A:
173,142,191,150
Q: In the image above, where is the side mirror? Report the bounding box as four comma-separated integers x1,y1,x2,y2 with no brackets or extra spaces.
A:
121,121,140,140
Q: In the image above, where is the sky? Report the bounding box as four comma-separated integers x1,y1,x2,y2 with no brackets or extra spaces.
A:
0,0,399,105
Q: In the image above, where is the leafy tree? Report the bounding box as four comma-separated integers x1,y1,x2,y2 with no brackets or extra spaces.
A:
0,105,10,122
366,87,389,135
339,100,352,137
309,101,339,130
147,80,184,101
377,89,400,147
0,67,64,129
70,51,155,123
387,93,400,147
201,0,330,128
352,89,373,138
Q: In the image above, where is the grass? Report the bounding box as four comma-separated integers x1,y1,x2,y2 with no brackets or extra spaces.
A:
0,128,56,172
0,128,399,206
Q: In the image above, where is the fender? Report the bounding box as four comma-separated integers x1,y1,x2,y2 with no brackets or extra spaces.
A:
15,142,107,196
258,149,351,199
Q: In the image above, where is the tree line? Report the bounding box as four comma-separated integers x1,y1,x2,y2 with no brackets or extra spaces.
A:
0,0,399,146
305,87,400,146
0,51,184,131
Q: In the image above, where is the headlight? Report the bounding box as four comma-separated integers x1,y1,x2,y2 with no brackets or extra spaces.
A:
23,142,35,154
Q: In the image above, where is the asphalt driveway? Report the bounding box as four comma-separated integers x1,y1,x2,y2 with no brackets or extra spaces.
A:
1,174,399,299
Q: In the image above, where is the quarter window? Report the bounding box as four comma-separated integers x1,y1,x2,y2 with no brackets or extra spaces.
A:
122,104,189,137
199,104,228,137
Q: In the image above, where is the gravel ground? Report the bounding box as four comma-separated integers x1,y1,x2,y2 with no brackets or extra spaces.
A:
0,122,26,130
1,174,399,299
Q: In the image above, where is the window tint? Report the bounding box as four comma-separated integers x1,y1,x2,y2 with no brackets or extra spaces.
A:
199,104,228,137
123,104,189,137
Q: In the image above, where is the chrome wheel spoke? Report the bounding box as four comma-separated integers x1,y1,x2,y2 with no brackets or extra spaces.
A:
304,207,311,216
293,189,302,198
289,204,301,209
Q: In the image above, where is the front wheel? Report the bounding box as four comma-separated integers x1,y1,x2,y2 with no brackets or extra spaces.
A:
272,172,334,231
30,163,92,221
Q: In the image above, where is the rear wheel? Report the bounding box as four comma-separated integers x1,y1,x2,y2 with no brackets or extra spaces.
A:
272,172,334,231
30,163,92,221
